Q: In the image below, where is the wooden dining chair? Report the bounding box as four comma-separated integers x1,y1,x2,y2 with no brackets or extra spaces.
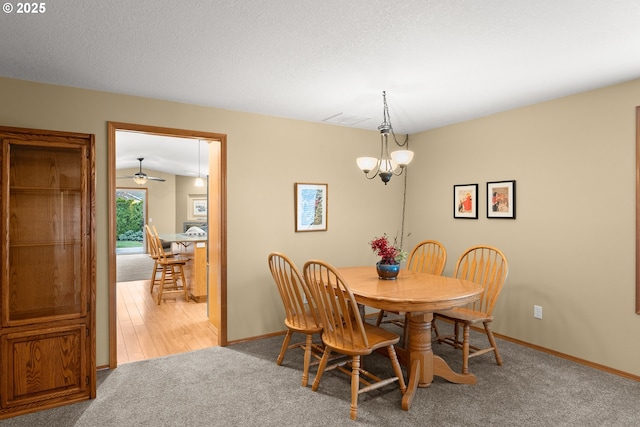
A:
376,239,447,343
148,226,190,305
267,252,324,387
145,224,172,293
303,260,406,421
433,245,508,374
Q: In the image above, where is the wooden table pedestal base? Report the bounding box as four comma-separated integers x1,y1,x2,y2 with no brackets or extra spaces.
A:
399,312,477,410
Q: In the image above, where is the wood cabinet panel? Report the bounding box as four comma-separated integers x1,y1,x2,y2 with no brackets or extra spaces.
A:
1,324,87,407
179,241,207,303
0,126,95,419
193,243,207,302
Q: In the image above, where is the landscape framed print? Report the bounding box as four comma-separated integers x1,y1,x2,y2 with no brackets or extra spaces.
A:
454,184,478,219
487,180,516,219
187,196,207,219
294,182,328,232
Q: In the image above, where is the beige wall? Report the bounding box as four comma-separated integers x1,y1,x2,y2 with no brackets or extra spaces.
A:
2,76,639,376
175,175,207,231
0,76,403,367
406,79,640,376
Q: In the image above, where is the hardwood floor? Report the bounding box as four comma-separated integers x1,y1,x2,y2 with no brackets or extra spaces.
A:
116,279,218,364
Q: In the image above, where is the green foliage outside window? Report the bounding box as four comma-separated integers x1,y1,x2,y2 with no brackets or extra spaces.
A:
116,197,144,241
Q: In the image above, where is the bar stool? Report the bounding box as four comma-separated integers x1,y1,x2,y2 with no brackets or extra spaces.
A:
149,226,190,304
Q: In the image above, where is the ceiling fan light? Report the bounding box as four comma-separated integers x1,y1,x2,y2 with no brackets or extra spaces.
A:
133,175,148,185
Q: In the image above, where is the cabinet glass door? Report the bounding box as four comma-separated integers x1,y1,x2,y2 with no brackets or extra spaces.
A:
3,143,87,325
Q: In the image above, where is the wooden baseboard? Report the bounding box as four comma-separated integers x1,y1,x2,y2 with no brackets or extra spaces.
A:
189,295,207,303
441,317,640,383
227,330,287,346
490,330,640,382
219,313,640,383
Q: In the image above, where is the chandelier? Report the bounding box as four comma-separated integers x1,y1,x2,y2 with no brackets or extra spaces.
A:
356,91,414,184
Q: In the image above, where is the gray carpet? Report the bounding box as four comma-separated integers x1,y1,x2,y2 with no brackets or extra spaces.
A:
2,323,640,426
116,253,154,282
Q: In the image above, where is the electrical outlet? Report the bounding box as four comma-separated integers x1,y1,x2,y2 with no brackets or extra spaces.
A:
534,305,543,319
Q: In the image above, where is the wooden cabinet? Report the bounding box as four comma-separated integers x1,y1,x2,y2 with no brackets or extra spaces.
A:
0,126,95,419
179,241,207,303
192,242,207,302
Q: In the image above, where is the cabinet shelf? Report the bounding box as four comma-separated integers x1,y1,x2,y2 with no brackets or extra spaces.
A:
7,306,84,325
9,187,81,191
9,241,82,248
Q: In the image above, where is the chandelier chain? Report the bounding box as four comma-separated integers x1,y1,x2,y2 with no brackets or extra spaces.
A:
382,91,410,149
400,165,408,250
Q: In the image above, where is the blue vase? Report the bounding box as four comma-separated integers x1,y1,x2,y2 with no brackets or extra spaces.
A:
376,262,400,280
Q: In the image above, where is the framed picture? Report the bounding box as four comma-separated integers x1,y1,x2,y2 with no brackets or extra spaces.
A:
487,180,516,219
295,183,328,232
454,184,478,219
192,198,207,217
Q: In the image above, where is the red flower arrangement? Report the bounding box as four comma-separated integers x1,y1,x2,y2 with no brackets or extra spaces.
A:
369,234,408,265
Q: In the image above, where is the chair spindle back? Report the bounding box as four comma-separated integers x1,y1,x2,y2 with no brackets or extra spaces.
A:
406,240,447,275
454,245,508,315
268,253,320,330
303,260,369,351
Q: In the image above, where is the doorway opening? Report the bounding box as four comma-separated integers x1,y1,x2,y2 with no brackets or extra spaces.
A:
108,122,227,369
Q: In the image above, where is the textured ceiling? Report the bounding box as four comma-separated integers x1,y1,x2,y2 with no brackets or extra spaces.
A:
2,0,640,174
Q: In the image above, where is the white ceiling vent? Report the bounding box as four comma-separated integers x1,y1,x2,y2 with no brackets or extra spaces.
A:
322,113,370,126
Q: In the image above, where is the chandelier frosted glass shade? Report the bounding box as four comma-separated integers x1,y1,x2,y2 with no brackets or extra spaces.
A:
356,91,414,184
356,156,378,173
390,150,414,166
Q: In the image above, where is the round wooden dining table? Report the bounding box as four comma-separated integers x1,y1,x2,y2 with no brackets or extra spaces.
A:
338,266,483,411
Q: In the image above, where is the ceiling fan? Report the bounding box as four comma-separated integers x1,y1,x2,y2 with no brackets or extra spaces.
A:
117,157,166,184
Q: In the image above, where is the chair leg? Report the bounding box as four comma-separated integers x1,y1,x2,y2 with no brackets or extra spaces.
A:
149,260,159,292
171,265,179,289
178,265,189,302
301,333,313,387
375,310,385,326
350,355,360,421
462,323,471,374
453,320,461,346
311,347,332,392
157,267,168,305
357,304,367,323
276,330,293,366
387,345,406,394
432,315,441,341
484,321,503,366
